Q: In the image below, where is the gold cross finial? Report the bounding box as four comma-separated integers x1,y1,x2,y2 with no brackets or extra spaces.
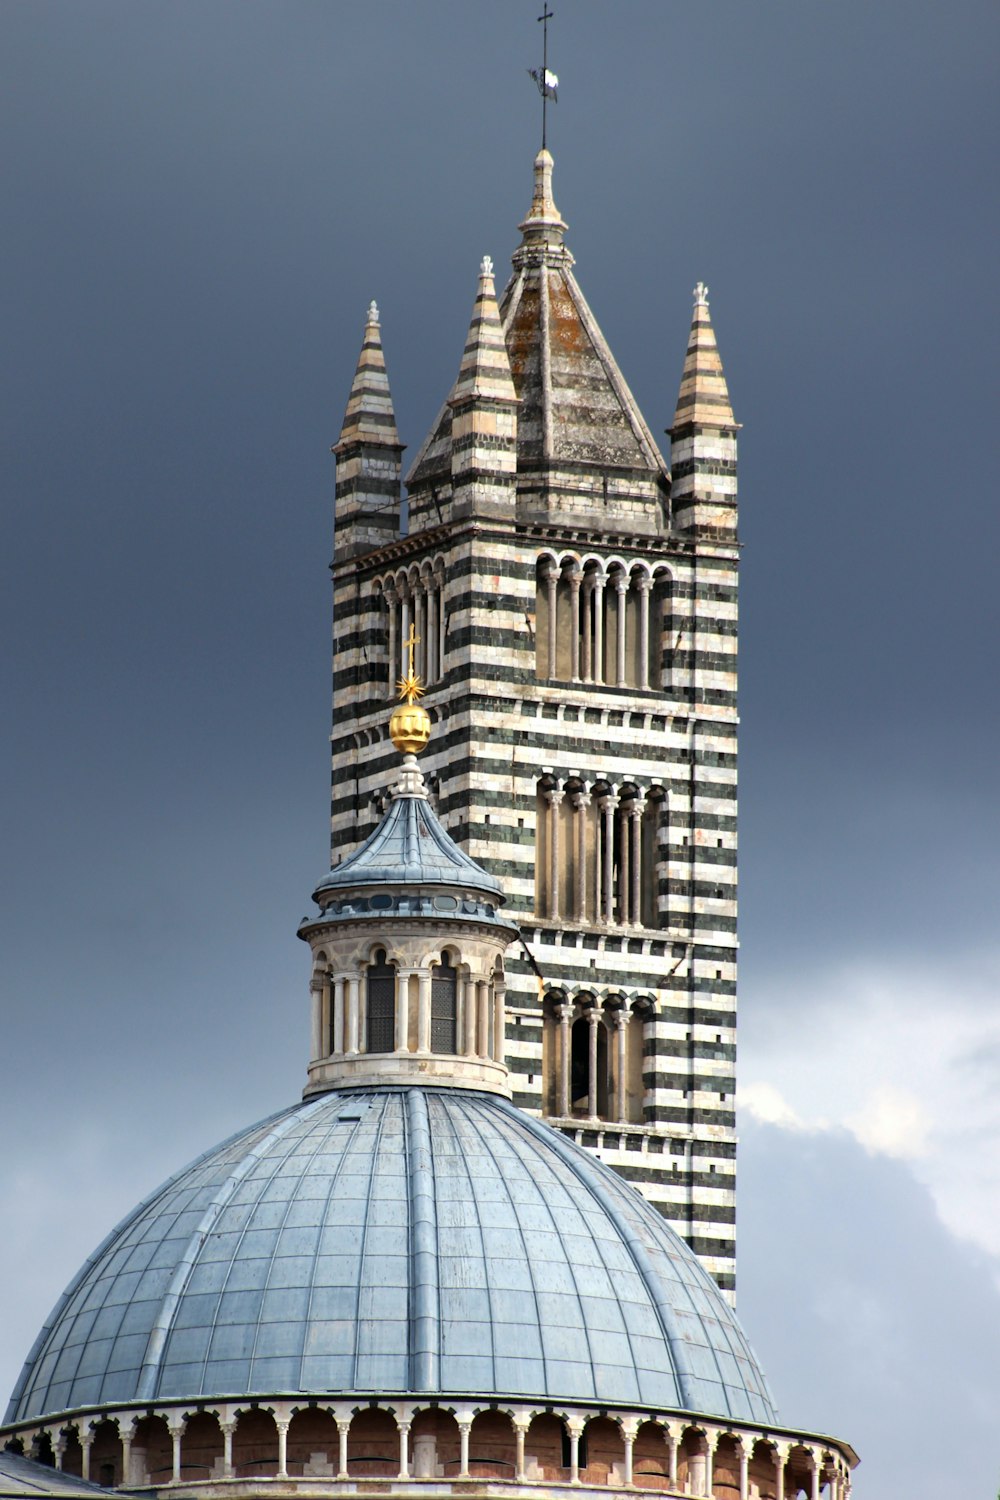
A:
396,625,424,705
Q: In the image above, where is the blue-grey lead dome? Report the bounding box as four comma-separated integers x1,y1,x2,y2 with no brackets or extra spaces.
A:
7,1088,775,1428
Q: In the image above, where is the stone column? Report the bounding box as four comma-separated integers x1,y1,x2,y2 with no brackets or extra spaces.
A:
559,1004,571,1117
463,973,477,1056
345,976,360,1054
79,1429,93,1483
637,575,652,690
581,578,593,681
309,976,323,1061
547,787,564,920
809,1450,821,1500
397,1419,411,1481
664,1426,678,1485
620,1418,638,1487
400,588,411,682
615,1008,629,1122
417,969,432,1053
478,979,491,1059
592,575,605,684
458,1420,472,1479
775,1444,787,1500
568,571,582,682
493,976,506,1063
617,801,629,926
54,1434,66,1472
385,588,398,696
513,1417,529,1482
275,1419,289,1480
457,972,470,1055
588,1007,600,1119
168,1420,184,1484
704,1432,714,1496
630,795,646,926
738,1440,749,1500
615,575,628,686
393,969,408,1052
601,794,616,923
414,586,426,680
566,1417,585,1484
118,1417,136,1488
426,585,437,685
220,1422,235,1480
434,568,447,680
333,976,346,1054
574,789,590,923
336,1419,350,1479
545,565,558,679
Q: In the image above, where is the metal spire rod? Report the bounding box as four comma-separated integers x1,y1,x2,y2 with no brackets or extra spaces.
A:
539,4,553,150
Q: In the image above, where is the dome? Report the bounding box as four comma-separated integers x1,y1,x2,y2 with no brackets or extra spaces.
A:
7,1088,775,1429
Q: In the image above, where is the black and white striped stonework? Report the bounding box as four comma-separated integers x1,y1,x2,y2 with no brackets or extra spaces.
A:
327,158,741,1301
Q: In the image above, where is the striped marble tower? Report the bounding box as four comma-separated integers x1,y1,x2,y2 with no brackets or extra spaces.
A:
327,153,741,1300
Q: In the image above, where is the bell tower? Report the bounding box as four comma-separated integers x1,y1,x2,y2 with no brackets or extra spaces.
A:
327,152,740,1299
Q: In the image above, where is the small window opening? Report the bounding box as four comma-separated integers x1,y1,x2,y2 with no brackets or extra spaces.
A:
366,949,395,1053
431,958,458,1053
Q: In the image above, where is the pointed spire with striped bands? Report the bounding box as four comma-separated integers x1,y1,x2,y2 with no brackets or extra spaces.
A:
448,257,519,511
333,300,404,554
669,283,738,534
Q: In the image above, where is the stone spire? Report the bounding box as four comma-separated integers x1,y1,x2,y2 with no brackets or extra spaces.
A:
514,147,569,260
332,300,404,555
448,256,519,515
668,283,739,533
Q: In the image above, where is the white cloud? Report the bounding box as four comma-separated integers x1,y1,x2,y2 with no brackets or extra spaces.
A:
739,949,1000,1258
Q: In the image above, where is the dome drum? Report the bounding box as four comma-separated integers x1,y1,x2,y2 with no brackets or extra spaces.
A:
4,1397,857,1498
300,916,514,1101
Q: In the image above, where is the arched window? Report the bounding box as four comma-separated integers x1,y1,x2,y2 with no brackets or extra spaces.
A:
570,1010,610,1117
431,957,457,1053
365,949,395,1053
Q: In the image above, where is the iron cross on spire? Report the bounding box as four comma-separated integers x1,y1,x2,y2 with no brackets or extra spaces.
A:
528,5,558,151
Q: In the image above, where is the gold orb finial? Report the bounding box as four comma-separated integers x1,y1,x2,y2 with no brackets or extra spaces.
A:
389,624,432,755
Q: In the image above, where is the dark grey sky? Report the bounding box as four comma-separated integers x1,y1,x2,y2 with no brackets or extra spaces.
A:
2,5,998,1496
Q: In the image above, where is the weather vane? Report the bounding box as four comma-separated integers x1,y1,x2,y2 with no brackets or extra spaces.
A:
396,623,424,706
528,5,558,151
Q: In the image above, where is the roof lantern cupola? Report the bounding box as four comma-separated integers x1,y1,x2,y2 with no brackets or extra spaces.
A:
298,629,519,1098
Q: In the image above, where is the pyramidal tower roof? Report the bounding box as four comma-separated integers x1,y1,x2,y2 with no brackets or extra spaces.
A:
407,151,666,487
335,299,400,451
450,255,518,407
670,281,736,431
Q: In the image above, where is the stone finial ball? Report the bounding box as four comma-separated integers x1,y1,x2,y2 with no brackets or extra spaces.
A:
389,703,431,754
